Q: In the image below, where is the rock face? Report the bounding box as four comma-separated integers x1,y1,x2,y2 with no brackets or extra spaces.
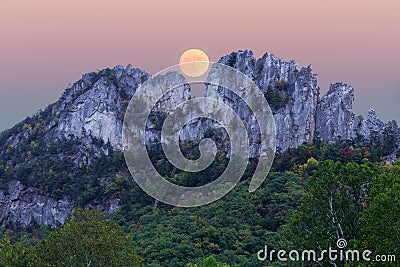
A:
315,83,399,148
217,50,319,151
0,181,72,228
316,82,355,141
40,65,191,151
217,51,399,152
354,109,398,140
45,65,150,150
0,180,123,228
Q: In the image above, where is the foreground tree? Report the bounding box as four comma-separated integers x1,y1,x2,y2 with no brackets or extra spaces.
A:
360,162,400,257
27,208,142,267
186,255,230,267
282,161,381,266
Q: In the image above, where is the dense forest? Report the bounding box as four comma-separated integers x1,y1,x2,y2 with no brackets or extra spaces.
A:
0,130,399,266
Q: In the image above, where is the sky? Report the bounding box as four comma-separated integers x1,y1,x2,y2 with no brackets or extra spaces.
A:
1,0,399,131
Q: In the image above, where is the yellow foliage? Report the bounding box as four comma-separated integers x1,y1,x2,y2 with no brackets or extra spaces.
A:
292,157,319,177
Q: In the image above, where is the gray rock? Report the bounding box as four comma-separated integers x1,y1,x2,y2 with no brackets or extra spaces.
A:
0,181,72,228
354,109,386,139
217,50,319,151
316,82,355,142
45,66,150,150
107,198,120,213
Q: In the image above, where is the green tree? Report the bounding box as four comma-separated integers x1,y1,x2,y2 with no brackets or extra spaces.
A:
27,209,142,267
0,236,26,267
186,255,230,267
360,162,400,258
282,161,380,266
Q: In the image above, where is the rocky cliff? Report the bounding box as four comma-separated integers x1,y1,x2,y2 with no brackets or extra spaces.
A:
217,50,319,151
45,65,150,150
0,181,71,228
316,82,356,141
316,82,399,146
0,50,399,227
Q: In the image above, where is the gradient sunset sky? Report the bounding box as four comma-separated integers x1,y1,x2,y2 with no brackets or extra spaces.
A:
1,0,399,131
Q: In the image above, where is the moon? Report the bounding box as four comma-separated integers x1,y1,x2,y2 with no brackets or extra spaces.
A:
179,49,210,77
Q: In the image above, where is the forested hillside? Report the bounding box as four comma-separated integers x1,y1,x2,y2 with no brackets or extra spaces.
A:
1,138,399,266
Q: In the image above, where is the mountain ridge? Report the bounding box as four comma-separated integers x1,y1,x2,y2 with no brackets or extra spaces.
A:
1,50,398,154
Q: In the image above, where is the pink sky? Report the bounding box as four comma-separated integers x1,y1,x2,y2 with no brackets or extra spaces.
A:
1,0,399,130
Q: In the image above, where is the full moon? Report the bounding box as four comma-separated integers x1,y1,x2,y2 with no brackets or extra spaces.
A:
179,49,210,77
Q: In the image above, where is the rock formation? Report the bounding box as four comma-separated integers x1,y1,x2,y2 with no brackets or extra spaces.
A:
0,181,71,228
0,50,398,227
